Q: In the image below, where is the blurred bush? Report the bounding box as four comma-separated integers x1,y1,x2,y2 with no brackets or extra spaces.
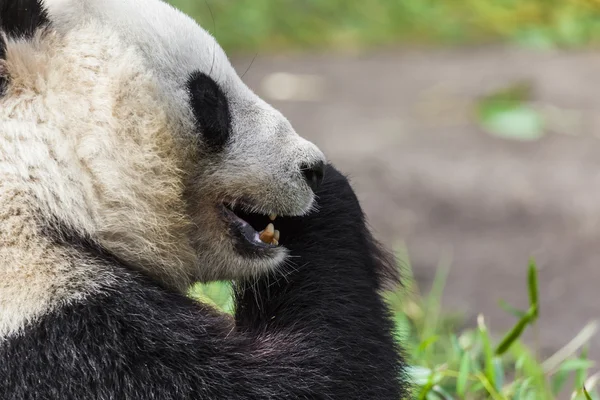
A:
168,0,600,52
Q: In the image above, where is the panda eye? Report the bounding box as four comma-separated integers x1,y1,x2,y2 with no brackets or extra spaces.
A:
187,71,231,150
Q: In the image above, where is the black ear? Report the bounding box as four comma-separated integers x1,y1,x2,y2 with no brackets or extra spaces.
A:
0,0,49,39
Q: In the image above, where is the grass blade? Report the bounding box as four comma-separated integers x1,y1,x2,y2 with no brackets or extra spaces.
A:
456,352,470,396
551,368,569,396
575,347,591,390
528,259,539,317
474,371,504,400
515,377,532,400
495,310,534,355
478,315,497,390
543,322,599,373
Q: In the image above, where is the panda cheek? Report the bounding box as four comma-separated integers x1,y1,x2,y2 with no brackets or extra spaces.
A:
187,71,232,151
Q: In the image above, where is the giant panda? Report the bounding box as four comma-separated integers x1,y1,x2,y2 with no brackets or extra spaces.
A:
0,0,408,398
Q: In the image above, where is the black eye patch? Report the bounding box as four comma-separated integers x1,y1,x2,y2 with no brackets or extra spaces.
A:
187,71,231,151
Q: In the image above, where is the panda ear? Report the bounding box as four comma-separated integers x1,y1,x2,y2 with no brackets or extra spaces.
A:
0,0,50,39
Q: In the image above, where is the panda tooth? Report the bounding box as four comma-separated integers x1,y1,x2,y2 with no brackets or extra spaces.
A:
259,223,275,243
265,223,275,235
269,213,277,221
271,239,279,246
274,230,280,241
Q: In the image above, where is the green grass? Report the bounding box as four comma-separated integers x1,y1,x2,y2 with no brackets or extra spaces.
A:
389,253,599,399
189,252,599,399
168,0,600,52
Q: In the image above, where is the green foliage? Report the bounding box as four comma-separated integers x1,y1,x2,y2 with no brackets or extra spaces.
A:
167,0,600,52
188,281,234,314
389,256,599,399
477,82,545,142
189,254,599,399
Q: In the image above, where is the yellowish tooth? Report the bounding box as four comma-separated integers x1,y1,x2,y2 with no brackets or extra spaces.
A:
273,230,280,241
269,213,277,221
259,234,270,244
259,223,275,243
271,239,279,246
265,223,274,234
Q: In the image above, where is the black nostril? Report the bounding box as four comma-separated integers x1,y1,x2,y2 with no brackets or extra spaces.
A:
300,160,325,192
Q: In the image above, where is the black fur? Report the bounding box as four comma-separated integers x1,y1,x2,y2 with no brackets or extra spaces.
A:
0,165,409,399
0,34,5,60
0,0,49,39
187,71,232,151
0,34,6,95
0,0,50,95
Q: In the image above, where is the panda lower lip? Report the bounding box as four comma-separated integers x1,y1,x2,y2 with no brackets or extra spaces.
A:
222,205,280,247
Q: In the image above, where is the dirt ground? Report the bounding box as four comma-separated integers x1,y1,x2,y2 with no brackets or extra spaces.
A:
232,47,600,360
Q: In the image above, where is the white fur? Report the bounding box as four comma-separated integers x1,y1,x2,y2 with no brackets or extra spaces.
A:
0,0,325,338
0,25,192,337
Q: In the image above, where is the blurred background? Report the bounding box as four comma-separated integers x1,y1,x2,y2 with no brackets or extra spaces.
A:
172,0,600,396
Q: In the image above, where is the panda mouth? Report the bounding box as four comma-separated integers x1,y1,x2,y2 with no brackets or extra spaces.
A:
222,203,280,251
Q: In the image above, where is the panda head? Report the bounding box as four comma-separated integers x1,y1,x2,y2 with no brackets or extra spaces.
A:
0,0,326,289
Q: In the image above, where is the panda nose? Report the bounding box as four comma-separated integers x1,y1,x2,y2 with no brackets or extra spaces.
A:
300,160,325,192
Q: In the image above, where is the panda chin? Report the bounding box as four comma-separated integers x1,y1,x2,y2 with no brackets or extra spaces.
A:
221,204,281,257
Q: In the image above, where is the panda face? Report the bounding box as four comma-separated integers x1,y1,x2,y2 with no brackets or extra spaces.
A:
185,70,326,282
0,0,326,288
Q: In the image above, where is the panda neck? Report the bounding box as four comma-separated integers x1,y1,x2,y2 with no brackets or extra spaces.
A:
0,119,113,340
0,177,113,340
